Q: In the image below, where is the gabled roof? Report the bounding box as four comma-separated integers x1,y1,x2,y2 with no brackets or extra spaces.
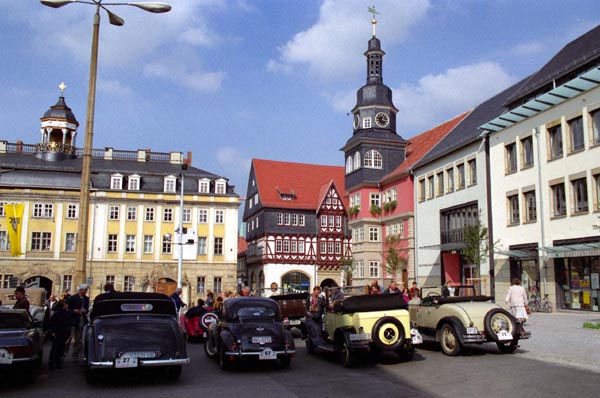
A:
237,236,247,255
413,77,528,169
382,111,470,183
505,23,600,107
252,159,346,210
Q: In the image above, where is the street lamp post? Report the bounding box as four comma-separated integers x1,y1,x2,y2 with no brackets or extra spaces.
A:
177,172,184,288
40,0,171,287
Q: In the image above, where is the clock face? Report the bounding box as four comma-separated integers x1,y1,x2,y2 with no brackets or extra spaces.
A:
353,114,360,129
375,112,389,127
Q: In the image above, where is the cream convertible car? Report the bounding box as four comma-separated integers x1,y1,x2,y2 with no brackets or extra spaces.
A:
409,286,530,356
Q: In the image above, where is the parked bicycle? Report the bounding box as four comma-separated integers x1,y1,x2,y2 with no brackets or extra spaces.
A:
529,294,552,313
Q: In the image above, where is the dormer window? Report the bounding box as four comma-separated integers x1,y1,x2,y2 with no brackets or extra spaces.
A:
215,178,226,194
164,175,176,193
276,187,296,201
199,178,210,193
128,174,140,191
110,174,123,190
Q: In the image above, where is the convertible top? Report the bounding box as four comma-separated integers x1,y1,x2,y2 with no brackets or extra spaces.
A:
269,292,309,301
91,292,176,320
333,293,408,314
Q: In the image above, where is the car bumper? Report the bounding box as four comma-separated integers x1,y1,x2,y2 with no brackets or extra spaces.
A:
88,358,190,369
224,349,296,357
462,333,487,344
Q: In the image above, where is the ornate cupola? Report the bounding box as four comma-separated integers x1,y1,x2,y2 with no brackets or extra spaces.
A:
341,8,407,192
35,82,79,161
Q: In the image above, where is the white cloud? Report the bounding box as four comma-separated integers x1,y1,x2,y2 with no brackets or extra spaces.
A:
393,62,515,134
144,60,225,93
98,78,133,96
268,0,430,81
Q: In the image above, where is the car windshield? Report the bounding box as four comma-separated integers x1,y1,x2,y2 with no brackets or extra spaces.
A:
0,313,30,329
236,306,276,320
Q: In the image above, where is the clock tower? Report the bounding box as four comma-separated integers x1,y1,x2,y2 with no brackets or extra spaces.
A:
341,9,406,192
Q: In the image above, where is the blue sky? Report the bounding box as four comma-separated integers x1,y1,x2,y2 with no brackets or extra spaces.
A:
1,1,599,198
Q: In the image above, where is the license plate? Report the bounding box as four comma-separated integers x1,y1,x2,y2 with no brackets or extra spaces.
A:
252,336,272,344
497,330,512,341
411,333,423,345
289,319,301,326
0,349,13,364
349,333,371,341
115,355,138,368
258,348,277,360
466,327,479,334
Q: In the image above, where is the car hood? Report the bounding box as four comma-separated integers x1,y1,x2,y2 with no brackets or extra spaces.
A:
445,302,501,327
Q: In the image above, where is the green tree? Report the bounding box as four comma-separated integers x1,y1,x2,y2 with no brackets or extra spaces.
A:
383,235,407,276
340,257,355,286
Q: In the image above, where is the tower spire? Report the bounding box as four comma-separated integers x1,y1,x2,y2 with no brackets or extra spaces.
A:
368,6,379,37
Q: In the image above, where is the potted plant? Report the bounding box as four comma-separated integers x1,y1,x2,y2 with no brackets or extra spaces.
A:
383,200,397,212
369,205,382,216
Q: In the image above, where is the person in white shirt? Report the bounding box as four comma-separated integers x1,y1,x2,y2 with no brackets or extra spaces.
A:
505,278,529,322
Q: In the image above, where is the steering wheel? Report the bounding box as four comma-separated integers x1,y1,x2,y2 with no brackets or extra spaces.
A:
427,292,441,298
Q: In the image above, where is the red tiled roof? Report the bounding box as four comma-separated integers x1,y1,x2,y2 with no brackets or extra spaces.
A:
383,111,470,182
237,236,247,255
252,159,346,210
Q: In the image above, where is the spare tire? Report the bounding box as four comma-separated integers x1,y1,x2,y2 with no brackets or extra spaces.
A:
200,312,219,331
484,308,517,343
372,317,405,351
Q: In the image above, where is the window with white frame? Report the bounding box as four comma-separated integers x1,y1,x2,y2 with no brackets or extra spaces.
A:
162,236,172,254
163,208,173,222
284,213,290,225
128,175,140,191
327,241,334,254
143,235,153,254
369,261,380,278
196,277,206,295
297,240,305,254
352,228,361,243
65,232,76,252
299,214,305,226
364,150,382,168
214,237,223,255
105,275,115,287
107,234,118,253
125,235,136,253
335,242,341,254
62,275,72,292
110,174,123,190
521,136,534,168
591,109,600,146
124,276,134,292
321,215,327,227
320,241,327,254
355,260,365,278
215,210,224,224
385,187,397,203
346,157,353,173
127,206,137,221
350,193,361,208
336,216,342,228
145,207,155,222
198,209,208,223
197,237,207,255
215,180,226,194
572,177,588,213
284,240,290,253
164,176,176,193
0,231,9,251
568,116,584,152
33,203,53,218
508,195,519,225
109,205,120,220
214,277,222,294
199,179,210,193
290,240,297,253
66,204,78,219
354,152,361,170
182,208,191,223
362,117,372,129
370,193,380,207
524,190,537,222
551,182,567,217
548,124,563,159
31,232,51,251
292,214,298,225
368,226,379,242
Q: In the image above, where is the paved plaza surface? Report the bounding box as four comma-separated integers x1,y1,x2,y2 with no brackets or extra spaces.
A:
515,310,600,373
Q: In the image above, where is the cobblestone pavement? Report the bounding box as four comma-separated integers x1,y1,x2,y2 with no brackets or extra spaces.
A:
514,310,600,373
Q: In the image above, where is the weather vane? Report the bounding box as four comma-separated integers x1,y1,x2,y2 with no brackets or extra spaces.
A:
368,6,380,36
59,82,67,95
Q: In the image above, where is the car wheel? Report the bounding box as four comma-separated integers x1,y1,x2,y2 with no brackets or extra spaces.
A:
497,341,518,354
164,365,182,381
484,309,517,343
204,338,217,359
372,317,405,351
219,344,232,371
280,356,291,369
440,324,462,356
339,338,357,368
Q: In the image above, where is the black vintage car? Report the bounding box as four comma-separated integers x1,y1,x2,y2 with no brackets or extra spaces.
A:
204,297,296,370
83,292,189,383
0,309,44,373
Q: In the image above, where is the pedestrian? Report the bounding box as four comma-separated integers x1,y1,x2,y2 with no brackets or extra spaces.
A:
401,287,410,303
306,286,325,322
68,284,89,360
383,280,401,294
170,287,187,312
505,278,529,323
441,280,453,297
103,282,117,295
12,286,30,311
410,281,420,299
44,294,58,332
46,299,70,370
369,280,381,295
61,289,71,302
241,285,251,296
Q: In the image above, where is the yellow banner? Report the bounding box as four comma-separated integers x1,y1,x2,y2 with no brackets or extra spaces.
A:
5,203,23,256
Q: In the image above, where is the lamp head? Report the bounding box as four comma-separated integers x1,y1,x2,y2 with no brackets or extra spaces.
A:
129,2,172,13
40,0,75,8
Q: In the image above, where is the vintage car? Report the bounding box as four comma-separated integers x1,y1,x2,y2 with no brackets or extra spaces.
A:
0,309,44,373
409,286,530,356
302,288,422,368
0,288,47,324
83,292,190,383
179,307,218,343
204,297,296,370
269,292,308,332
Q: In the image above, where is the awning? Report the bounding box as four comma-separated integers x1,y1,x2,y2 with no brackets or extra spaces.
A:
495,249,538,259
539,242,600,258
420,242,466,251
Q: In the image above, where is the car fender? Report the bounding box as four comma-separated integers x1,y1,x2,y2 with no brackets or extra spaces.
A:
334,326,357,349
435,317,467,344
219,329,235,350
